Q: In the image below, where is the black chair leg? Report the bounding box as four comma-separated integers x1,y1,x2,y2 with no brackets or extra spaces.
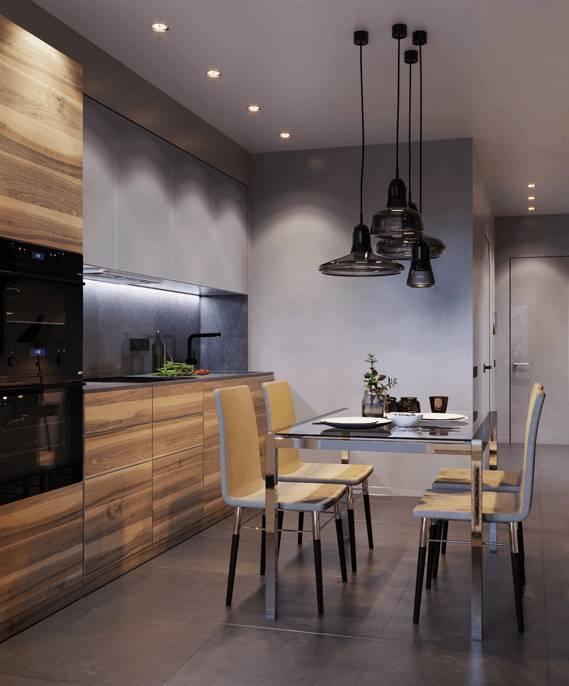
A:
260,513,266,576
226,507,242,606
298,512,304,545
348,505,357,573
441,520,449,556
277,510,284,554
426,521,436,589
312,512,324,614
517,522,526,587
413,518,429,623
334,504,348,582
362,481,374,549
432,520,443,580
509,522,525,633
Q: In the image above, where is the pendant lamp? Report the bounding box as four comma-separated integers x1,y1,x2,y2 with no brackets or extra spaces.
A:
319,31,403,277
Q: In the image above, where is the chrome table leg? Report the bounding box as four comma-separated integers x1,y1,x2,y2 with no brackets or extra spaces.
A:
471,439,484,641
340,450,350,540
265,432,279,619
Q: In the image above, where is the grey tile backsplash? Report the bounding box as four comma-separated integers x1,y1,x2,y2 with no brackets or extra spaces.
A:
83,280,247,377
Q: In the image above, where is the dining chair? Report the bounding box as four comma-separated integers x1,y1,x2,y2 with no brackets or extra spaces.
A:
262,379,375,573
411,383,545,633
429,383,543,583
215,384,349,614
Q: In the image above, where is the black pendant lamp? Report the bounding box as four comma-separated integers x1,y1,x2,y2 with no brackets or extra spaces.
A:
407,237,435,287
319,31,404,277
371,24,422,244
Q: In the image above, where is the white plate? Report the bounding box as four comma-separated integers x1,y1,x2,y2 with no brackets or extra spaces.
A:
421,413,468,421
321,416,392,429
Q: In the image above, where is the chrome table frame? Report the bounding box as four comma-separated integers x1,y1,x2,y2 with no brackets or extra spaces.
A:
264,411,498,641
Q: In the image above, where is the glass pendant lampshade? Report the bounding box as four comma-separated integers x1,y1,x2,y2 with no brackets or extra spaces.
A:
318,30,404,278
407,239,435,287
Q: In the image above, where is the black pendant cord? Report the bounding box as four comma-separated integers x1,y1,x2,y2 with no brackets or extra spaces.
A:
419,43,423,213
408,59,413,206
359,41,365,225
395,37,401,178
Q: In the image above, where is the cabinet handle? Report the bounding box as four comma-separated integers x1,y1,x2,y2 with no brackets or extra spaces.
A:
512,362,530,367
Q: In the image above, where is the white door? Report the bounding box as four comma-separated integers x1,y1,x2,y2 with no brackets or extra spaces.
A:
510,256,569,443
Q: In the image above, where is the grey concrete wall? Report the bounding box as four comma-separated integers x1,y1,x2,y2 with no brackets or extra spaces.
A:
249,138,474,494
0,0,249,183
495,214,569,440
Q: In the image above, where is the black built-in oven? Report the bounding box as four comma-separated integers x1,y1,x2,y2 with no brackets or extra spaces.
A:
0,238,83,504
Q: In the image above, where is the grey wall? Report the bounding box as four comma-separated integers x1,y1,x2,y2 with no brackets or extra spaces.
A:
249,138,475,494
495,214,569,440
0,0,249,183
84,281,248,377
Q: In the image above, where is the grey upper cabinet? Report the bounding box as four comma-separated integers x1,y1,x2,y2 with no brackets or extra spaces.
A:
83,99,117,268
210,172,248,294
171,149,216,287
116,117,172,278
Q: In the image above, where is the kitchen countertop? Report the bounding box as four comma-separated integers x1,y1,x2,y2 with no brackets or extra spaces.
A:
83,372,273,393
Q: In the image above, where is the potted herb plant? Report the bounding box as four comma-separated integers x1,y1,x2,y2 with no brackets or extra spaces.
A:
362,353,397,418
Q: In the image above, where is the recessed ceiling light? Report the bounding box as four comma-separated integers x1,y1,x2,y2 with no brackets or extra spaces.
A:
151,23,169,33
206,69,222,79
247,104,262,113
528,195,535,201
527,183,536,188
279,131,292,140
528,206,535,211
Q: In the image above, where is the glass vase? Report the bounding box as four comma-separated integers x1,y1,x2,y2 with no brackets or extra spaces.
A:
361,391,385,418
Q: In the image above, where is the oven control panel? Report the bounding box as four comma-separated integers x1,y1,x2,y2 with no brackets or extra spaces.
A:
0,342,82,383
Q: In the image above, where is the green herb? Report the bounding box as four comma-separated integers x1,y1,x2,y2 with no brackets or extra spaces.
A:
152,361,196,377
363,353,397,396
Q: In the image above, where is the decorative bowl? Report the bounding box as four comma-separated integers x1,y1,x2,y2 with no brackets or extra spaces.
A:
386,412,423,427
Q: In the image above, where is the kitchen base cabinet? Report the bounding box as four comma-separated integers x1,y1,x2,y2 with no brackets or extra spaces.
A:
0,484,83,642
84,461,153,591
153,446,203,543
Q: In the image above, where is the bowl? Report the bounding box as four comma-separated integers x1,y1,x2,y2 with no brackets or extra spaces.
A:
386,412,423,427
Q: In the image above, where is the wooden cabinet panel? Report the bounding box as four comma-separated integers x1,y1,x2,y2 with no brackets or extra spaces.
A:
83,98,117,268
84,461,152,578
153,414,203,458
153,382,203,422
85,388,152,435
153,446,203,543
85,423,152,478
0,484,83,641
0,17,83,253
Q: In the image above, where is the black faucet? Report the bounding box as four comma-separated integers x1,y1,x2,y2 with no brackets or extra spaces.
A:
186,332,221,367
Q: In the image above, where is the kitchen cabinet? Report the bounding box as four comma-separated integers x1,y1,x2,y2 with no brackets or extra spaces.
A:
0,17,83,253
83,99,117,268
116,117,172,278
0,484,83,642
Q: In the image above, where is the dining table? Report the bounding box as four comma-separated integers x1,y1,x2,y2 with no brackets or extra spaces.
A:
264,408,498,641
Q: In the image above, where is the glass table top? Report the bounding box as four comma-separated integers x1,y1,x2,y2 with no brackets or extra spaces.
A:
273,408,497,444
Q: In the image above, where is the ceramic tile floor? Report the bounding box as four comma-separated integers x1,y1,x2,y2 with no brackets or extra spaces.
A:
0,443,567,685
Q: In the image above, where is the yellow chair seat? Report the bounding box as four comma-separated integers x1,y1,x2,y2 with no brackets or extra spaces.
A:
432,467,521,493
413,489,522,523
229,481,348,512
279,461,374,486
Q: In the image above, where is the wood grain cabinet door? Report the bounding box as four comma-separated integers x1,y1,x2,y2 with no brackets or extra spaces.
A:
153,446,203,543
0,484,83,641
84,388,152,436
84,461,152,581
0,17,83,252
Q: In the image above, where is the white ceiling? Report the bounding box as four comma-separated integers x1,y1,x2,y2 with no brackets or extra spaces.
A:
36,0,569,216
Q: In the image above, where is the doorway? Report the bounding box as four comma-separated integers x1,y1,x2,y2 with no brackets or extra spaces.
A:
510,256,569,443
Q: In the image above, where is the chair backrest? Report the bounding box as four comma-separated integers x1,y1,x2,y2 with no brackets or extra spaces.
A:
215,385,264,505
518,382,546,519
262,380,301,472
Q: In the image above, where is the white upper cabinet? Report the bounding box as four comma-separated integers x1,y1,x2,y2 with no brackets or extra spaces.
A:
211,172,248,294
83,100,117,268
83,103,248,292
116,117,172,279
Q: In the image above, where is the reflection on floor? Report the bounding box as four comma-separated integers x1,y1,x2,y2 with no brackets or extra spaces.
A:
0,444,566,685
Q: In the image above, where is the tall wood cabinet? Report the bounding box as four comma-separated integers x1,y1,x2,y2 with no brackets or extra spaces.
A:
0,16,83,252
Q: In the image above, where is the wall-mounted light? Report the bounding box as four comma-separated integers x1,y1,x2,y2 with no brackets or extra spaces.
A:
279,131,292,140
527,183,536,189
247,104,262,113
528,206,536,211
528,195,535,201
151,23,169,33
207,69,222,79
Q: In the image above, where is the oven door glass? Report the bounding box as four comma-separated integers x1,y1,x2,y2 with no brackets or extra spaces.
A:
0,384,83,505
1,274,82,345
